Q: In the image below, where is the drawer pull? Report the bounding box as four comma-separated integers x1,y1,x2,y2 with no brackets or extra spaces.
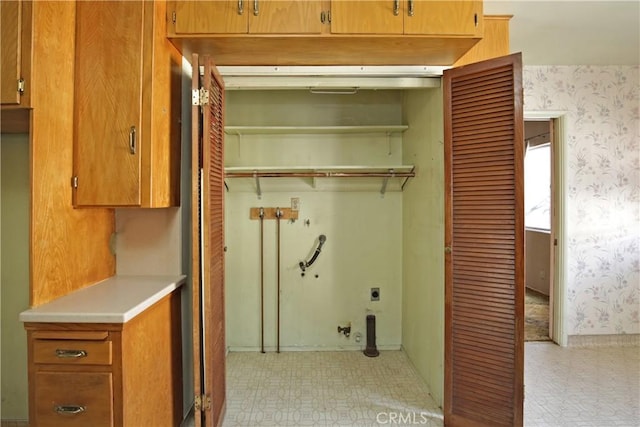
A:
56,349,87,359
55,405,86,415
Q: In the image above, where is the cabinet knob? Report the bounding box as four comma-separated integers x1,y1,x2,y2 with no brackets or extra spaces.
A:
408,0,415,17
238,0,243,15
253,0,259,16
55,405,86,415
393,0,399,16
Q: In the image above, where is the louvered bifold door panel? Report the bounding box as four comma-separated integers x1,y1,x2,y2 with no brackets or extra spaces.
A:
190,53,203,427
444,53,524,427
202,56,226,427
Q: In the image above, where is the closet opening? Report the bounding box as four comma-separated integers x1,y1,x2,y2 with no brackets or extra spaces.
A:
220,85,446,425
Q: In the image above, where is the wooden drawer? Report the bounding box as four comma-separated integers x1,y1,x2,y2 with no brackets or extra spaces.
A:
35,371,113,427
34,339,112,365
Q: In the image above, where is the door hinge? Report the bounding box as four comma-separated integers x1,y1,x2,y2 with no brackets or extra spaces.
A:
192,88,209,106
71,176,78,189
194,394,211,411
17,78,25,95
172,11,176,24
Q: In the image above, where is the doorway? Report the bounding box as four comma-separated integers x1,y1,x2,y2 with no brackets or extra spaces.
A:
523,115,568,346
524,120,554,342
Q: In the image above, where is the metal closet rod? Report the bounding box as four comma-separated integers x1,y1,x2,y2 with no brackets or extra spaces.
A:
225,170,415,178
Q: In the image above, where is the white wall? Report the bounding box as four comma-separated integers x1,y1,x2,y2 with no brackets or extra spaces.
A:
524,66,639,336
401,88,445,406
1,133,30,420
224,90,404,350
225,191,402,350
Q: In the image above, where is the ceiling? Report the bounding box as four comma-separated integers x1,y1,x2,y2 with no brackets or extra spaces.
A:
484,0,640,65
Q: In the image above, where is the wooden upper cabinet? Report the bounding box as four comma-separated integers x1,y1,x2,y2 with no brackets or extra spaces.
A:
330,0,482,36
169,0,323,35
172,0,247,34
330,0,403,34
1,0,31,107
250,0,323,34
74,0,181,208
404,0,482,36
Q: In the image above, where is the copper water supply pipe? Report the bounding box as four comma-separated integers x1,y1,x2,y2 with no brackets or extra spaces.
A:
276,207,282,353
259,207,265,353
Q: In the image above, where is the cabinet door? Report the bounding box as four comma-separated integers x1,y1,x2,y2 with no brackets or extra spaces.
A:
74,1,143,206
171,0,248,34
330,0,403,34
1,0,23,105
404,0,482,36
249,0,323,34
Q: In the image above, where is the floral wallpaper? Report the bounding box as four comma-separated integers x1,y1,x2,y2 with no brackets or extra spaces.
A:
523,66,639,336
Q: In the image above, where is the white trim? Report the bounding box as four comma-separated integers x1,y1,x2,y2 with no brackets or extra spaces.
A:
524,111,567,120
553,116,568,347
217,65,447,77
222,76,440,90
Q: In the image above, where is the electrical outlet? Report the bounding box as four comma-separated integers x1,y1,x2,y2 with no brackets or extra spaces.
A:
371,287,380,301
291,197,300,211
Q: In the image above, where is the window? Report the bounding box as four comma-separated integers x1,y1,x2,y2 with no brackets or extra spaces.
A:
524,142,551,230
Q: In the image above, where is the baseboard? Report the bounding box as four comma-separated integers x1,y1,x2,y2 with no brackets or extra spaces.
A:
227,344,402,352
567,334,640,347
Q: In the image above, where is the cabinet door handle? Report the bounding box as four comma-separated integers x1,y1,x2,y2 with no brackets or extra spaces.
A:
238,0,243,15
408,0,414,16
129,126,136,155
55,405,86,415
393,0,399,16
253,0,259,16
55,349,87,358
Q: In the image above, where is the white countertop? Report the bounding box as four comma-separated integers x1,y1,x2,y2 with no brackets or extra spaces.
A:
19,275,186,324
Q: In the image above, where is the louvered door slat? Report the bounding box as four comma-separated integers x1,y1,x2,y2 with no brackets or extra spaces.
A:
454,325,516,344
444,53,524,427
453,114,515,131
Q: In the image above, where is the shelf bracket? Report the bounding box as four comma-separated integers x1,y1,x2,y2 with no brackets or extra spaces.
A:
401,166,416,191
380,169,394,197
254,171,262,199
